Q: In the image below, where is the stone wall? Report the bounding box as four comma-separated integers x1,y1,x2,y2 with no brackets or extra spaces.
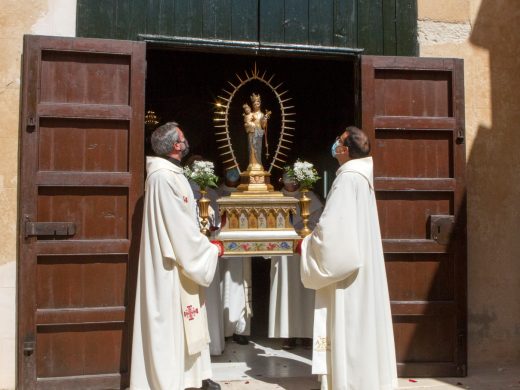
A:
0,1,76,388
419,0,520,364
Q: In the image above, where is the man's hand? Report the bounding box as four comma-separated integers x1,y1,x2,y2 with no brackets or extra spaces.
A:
210,240,224,257
295,239,303,255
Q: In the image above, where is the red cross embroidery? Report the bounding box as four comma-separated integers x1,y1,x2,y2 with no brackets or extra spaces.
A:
183,305,199,321
183,196,188,203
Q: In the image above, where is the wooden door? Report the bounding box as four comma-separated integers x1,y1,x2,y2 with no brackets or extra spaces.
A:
18,35,145,389
362,56,466,377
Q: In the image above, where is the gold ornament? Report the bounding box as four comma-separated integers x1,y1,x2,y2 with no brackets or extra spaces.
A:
144,110,159,127
298,189,312,237
213,65,300,257
213,63,296,174
198,189,211,237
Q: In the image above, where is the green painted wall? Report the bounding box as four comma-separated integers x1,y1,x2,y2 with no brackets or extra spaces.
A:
76,0,417,55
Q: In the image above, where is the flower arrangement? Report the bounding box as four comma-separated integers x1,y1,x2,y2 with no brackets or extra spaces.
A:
285,159,320,190
183,160,218,190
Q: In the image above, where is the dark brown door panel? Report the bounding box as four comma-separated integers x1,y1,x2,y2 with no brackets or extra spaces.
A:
362,55,466,377
18,35,145,389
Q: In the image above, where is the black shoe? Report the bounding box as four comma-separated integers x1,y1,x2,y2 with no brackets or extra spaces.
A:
282,338,297,350
301,338,313,350
201,378,221,390
232,333,249,345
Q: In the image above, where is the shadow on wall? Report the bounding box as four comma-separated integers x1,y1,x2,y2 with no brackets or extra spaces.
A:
467,0,520,363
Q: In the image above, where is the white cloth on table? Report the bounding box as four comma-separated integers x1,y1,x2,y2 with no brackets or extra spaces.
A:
269,188,323,339
217,183,252,337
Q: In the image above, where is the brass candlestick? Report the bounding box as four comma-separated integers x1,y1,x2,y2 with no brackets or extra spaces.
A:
198,189,211,237
298,189,312,237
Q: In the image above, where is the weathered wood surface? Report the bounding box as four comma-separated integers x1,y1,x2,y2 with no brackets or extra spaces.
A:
18,35,146,389
362,55,467,377
77,0,418,55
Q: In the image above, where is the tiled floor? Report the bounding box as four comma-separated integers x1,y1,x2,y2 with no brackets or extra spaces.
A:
211,338,520,389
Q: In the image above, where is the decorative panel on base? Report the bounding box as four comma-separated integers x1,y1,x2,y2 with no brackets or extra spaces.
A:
216,192,299,257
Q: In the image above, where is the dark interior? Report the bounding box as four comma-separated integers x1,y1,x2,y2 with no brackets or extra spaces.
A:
145,46,357,336
146,48,357,189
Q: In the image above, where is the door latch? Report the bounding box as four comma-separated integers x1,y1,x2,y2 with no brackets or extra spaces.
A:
23,336,35,356
456,128,465,144
26,116,36,133
430,215,455,245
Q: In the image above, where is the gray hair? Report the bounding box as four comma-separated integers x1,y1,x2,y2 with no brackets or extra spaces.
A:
151,122,180,156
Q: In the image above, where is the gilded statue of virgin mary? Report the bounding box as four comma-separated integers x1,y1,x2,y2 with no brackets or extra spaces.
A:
243,93,271,171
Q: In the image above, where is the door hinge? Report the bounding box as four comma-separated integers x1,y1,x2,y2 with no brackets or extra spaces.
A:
25,220,76,238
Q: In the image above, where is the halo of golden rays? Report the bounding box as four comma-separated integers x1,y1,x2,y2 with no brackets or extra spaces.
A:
213,63,295,173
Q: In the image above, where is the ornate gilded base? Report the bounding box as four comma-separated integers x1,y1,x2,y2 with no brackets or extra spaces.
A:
236,167,274,193
216,192,299,257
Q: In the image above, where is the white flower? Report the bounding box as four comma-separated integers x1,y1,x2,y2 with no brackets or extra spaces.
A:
285,159,320,189
184,160,218,189
293,161,317,181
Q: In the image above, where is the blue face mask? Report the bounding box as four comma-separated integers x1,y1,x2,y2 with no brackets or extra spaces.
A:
331,138,341,158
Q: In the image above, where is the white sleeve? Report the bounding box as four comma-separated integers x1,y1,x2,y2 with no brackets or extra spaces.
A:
300,174,363,290
150,174,218,287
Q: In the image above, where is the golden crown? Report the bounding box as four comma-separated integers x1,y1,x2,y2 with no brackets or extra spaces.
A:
250,93,261,103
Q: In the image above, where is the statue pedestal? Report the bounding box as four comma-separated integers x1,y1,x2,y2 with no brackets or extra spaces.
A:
236,166,274,192
216,191,299,257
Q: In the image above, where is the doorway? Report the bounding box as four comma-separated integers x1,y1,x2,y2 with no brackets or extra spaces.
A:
144,46,358,339
145,47,358,197
18,35,466,389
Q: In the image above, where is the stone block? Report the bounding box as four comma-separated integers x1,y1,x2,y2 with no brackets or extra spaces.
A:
0,138,18,189
0,86,21,140
418,0,470,23
0,188,17,266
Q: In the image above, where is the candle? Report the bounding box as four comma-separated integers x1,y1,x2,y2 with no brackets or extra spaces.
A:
323,170,328,198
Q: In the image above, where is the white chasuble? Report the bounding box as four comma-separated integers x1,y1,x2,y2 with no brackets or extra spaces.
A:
300,157,398,390
130,157,219,390
269,189,323,338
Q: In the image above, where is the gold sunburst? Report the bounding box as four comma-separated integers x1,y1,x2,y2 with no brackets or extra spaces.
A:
213,63,296,173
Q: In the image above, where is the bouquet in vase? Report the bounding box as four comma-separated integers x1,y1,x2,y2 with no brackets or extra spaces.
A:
284,159,320,190
183,160,218,190
285,160,320,237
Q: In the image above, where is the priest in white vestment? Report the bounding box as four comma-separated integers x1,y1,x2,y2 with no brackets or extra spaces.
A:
300,126,398,390
130,122,223,390
216,168,252,345
269,174,323,348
